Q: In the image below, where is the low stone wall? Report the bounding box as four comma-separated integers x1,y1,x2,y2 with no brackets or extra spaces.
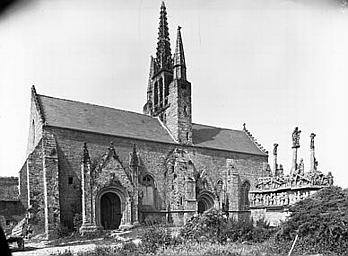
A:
250,207,290,226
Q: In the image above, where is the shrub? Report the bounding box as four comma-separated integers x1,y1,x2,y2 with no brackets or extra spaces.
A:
140,225,172,253
274,186,348,255
180,208,227,243
221,217,254,242
180,208,275,244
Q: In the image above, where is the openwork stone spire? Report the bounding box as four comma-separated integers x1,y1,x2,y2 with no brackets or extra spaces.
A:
155,1,172,72
173,26,186,80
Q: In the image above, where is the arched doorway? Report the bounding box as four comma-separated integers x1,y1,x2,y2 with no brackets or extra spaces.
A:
100,192,122,229
197,191,215,214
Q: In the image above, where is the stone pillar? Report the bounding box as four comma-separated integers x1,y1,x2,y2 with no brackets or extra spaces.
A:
291,147,298,174
42,132,60,239
291,127,301,174
310,133,316,171
79,143,101,236
129,144,139,225
273,143,278,175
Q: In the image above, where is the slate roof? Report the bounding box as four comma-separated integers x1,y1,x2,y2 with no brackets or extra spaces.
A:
38,95,267,156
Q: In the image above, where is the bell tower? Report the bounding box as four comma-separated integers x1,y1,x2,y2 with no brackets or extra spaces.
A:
143,2,192,145
143,1,173,119
166,26,192,144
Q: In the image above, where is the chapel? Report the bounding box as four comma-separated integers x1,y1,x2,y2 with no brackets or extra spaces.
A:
17,2,268,238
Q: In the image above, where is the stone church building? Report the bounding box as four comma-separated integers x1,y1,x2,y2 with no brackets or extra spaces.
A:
18,2,268,238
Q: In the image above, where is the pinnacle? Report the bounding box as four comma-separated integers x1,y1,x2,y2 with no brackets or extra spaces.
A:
174,26,185,68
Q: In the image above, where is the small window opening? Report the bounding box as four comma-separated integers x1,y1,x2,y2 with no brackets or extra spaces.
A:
186,132,189,141
68,177,73,185
180,197,183,205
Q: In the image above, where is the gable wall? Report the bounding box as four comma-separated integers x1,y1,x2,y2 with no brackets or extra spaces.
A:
27,95,44,154
46,126,267,228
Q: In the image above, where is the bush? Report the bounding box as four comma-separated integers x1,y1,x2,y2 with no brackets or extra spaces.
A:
180,208,274,244
140,225,172,253
180,208,227,243
221,218,254,242
274,186,348,255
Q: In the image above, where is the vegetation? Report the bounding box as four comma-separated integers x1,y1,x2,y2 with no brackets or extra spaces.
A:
49,186,348,256
273,186,348,255
180,208,275,243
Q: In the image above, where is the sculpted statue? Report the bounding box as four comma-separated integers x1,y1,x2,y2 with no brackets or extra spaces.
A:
327,172,334,186
273,143,279,155
314,159,318,171
298,159,304,176
310,133,316,149
292,127,301,148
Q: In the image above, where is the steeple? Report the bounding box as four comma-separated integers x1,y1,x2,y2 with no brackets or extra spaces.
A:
173,26,186,80
155,1,172,73
147,56,155,99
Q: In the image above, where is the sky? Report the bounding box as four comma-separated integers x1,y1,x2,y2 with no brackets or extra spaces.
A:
0,0,347,188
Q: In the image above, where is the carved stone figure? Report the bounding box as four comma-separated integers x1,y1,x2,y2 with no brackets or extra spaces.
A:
292,127,301,148
310,133,316,149
298,159,304,176
273,143,279,156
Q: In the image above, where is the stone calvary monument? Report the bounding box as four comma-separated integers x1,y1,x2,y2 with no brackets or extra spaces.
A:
249,127,333,226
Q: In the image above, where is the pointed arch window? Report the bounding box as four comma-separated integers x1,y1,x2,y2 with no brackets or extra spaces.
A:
159,78,163,107
154,82,159,110
241,181,250,210
142,174,155,207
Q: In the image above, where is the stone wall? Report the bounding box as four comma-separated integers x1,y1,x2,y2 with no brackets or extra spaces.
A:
26,140,45,234
0,177,19,201
19,162,29,208
251,208,290,227
46,126,267,228
42,131,60,239
26,90,44,154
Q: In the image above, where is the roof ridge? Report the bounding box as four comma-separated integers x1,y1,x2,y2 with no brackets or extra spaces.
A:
39,94,156,120
192,122,243,133
242,123,268,155
32,86,46,124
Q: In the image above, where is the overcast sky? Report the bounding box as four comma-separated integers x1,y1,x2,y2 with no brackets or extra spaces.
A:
0,0,347,188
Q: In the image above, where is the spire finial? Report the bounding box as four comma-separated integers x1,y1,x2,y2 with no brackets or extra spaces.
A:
173,25,186,80
156,1,172,72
